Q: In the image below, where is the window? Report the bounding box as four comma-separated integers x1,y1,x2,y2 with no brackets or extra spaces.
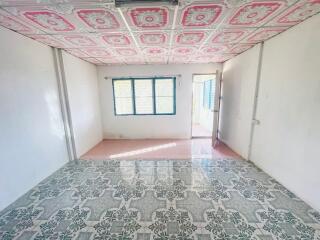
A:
112,77,176,115
203,79,215,110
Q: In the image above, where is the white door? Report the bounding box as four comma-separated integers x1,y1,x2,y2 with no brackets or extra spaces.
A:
212,70,222,147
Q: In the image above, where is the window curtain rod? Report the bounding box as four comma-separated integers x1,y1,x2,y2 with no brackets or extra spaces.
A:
104,74,181,80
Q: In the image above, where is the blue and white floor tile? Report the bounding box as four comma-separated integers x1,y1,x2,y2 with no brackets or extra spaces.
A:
0,158,319,239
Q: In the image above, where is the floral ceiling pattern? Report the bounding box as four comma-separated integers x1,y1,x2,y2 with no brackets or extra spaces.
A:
0,0,319,65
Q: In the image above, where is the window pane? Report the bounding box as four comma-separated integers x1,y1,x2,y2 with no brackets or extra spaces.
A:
155,78,174,114
113,80,133,114
113,80,132,97
115,97,133,115
156,97,174,114
113,77,175,115
135,79,153,97
155,78,174,97
203,80,211,109
210,80,216,110
134,79,154,114
135,97,153,114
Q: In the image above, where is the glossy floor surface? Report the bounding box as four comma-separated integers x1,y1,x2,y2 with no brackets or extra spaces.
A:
1,158,320,239
192,124,212,138
81,139,240,160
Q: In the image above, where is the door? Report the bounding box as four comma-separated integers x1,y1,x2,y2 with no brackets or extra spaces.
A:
212,70,222,147
191,74,215,138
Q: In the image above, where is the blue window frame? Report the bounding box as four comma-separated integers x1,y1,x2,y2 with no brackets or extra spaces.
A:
112,77,176,116
203,79,215,110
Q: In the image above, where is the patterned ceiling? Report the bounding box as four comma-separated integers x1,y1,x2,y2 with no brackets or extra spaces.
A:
0,0,319,65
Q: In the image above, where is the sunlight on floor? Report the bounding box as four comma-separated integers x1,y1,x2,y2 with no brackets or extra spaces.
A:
81,139,240,160
109,142,177,159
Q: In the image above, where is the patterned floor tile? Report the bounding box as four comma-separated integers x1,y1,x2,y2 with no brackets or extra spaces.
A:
153,178,187,201
113,178,148,201
268,191,317,223
37,190,79,220
148,206,198,239
15,231,38,240
202,167,238,187
130,190,166,222
222,191,265,223
75,231,92,240
257,210,317,239
82,189,121,221
92,206,141,239
176,191,214,222
204,207,259,239
231,177,273,203
242,167,273,186
198,178,229,203
0,158,319,240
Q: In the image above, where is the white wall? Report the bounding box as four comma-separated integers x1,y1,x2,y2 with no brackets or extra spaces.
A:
62,52,102,157
0,27,69,210
220,44,261,159
98,64,221,139
221,14,320,211
251,14,320,211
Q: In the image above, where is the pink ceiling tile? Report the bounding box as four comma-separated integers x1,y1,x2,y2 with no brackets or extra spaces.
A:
0,0,52,6
175,31,206,45
213,54,237,62
225,1,288,28
77,8,120,31
172,46,197,56
189,56,215,63
3,5,78,33
267,0,320,26
96,57,124,64
101,33,132,46
1,0,318,66
73,5,126,32
81,57,103,64
169,56,190,64
146,56,167,64
82,48,112,58
123,57,145,64
138,32,169,46
3,4,125,34
24,11,75,31
143,47,168,56
200,45,230,55
28,34,68,48
244,27,288,43
191,53,235,63
115,48,138,56
177,2,227,29
64,48,90,58
62,34,98,47
73,4,126,33
125,6,173,30
209,29,249,44
0,1,114,7
0,8,40,34
228,43,255,54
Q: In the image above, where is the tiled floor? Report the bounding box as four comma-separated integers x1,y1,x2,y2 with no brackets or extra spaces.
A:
1,158,319,239
81,139,240,160
192,124,212,138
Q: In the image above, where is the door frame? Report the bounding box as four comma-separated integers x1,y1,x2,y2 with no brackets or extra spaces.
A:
190,73,217,139
212,70,222,147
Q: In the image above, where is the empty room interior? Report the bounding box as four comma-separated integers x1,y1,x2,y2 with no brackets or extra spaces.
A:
1,0,320,239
